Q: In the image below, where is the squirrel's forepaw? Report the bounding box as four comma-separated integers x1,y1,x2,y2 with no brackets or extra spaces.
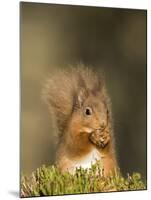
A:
89,129,110,148
99,131,110,148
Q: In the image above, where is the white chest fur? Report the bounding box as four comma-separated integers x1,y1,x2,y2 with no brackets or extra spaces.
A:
73,148,101,170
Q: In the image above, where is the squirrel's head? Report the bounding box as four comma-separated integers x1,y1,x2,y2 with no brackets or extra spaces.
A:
79,90,108,131
67,87,110,144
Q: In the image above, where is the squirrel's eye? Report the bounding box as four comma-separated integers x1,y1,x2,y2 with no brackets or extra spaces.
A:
85,107,92,116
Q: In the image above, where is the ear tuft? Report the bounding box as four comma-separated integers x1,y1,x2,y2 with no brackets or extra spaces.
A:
77,89,88,107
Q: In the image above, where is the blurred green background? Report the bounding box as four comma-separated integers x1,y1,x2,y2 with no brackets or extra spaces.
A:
20,2,147,179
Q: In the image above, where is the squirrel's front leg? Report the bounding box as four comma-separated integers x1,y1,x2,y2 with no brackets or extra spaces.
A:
89,127,117,176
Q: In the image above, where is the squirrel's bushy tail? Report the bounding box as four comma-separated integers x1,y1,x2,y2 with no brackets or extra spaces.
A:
42,64,111,138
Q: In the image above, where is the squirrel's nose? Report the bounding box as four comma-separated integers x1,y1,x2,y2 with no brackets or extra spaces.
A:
100,121,106,130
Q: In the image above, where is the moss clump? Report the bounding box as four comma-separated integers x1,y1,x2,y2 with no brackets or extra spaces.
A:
21,163,146,197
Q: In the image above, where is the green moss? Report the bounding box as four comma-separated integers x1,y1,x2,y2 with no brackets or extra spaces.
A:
21,163,146,197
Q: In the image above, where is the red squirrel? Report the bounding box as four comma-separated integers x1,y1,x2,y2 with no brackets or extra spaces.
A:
43,64,118,176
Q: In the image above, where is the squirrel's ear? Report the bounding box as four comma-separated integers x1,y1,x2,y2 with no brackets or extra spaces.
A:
77,89,87,108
